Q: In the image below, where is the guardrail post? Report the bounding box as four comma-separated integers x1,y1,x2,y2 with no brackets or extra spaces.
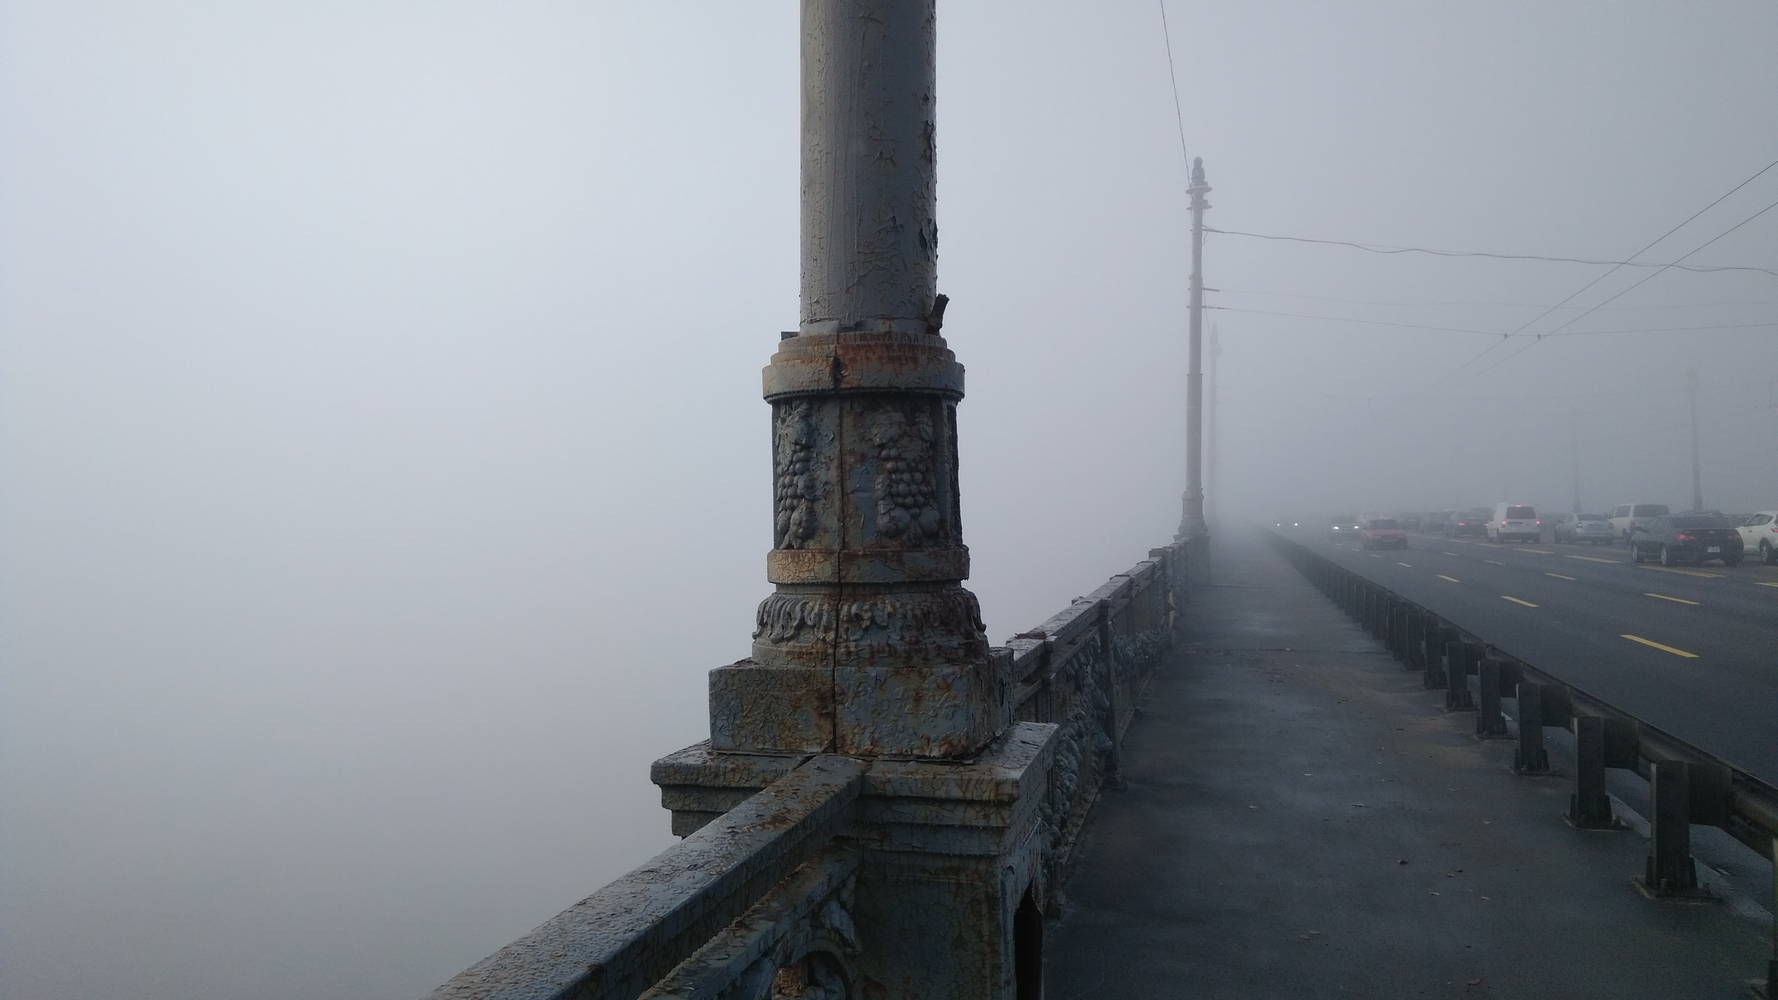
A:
1404,609,1426,670
1512,682,1550,774
1422,626,1448,689
1761,835,1778,999
1636,760,1711,900
1444,641,1475,712
1565,716,1618,829
1388,604,1408,660
1370,591,1388,639
1475,657,1507,737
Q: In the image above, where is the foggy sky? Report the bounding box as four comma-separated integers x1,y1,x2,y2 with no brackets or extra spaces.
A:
3,2,1775,998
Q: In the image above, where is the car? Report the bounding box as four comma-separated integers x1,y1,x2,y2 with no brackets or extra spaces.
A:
1359,517,1407,550
1552,512,1614,545
1608,503,1670,543
1327,514,1361,540
1273,517,1303,530
1627,513,1744,566
1487,503,1541,543
1735,510,1778,564
1444,507,1489,538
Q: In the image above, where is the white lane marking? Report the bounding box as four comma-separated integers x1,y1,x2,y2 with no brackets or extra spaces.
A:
1758,582,1778,589
1566,554,1621,564
1441,551,1458,556
1521,548,1554,555
1483,559,1504,566
1544,572,1576,581
1643,592,1701,606
1396,561,1413,568
1500,595,1539,608
1437,574,1461,583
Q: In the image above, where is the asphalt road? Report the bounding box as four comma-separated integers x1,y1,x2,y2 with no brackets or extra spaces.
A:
1291,528,1778,787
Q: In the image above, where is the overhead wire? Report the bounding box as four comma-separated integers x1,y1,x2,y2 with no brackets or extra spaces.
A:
1450,158,1778,377
1204,305,1776,339
1466,191,1778,378
1157,1,1190,177
1537,194,1778,338
1212,287,1778,312
1202,227,1778,276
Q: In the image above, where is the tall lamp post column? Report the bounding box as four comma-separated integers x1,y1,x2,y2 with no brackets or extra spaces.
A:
707,0,1004,759
1177,157,1212,568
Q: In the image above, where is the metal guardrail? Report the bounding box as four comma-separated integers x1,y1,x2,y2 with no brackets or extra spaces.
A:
1270,532,1778,995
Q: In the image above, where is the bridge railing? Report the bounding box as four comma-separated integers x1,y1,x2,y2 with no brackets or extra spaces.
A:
1270,532,1778,991
424,542,1188,1000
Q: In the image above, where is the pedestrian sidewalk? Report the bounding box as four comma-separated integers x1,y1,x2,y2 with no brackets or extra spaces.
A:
1044,535,1771,999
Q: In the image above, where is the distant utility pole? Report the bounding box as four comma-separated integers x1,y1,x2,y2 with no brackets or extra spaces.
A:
1688,366,1704,511
1205,323,1222,529
1177,157,1211,553
1569,405,1582,514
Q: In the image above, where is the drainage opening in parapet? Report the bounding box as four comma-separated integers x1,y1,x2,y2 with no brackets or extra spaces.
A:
771,951,848,999
1015,886,1043,1000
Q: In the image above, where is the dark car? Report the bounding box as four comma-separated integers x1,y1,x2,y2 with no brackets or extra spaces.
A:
1628,514,1745,566
1444,508,1489,538
1327,514,1362,540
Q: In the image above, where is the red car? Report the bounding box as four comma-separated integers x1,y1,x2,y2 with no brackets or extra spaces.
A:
1359,517,1408,550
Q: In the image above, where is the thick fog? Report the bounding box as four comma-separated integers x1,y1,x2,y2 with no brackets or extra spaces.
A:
3,3,1774,998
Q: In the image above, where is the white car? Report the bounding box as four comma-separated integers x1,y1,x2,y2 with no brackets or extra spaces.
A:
1608,503,1670,543
1736,510,1778,564
1487,503,1541,543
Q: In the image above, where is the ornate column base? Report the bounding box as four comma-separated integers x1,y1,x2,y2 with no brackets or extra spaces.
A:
708,649,1010,758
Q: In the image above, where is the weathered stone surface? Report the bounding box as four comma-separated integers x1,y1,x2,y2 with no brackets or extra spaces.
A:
831,654,1007,758
424,756,864,1000
708,660,834,754
639,847,862,1000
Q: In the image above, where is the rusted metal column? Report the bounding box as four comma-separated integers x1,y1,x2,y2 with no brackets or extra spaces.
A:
710,0,1002,759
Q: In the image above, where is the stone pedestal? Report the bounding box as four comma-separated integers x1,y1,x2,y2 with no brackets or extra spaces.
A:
653,722,1060,999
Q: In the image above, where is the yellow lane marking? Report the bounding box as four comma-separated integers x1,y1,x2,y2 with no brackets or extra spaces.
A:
1484,559,1504,566
1638,565,1722,579
1500,595,1539,608
1545,572,1576,581
1521,548,1554,555
1396,562,1413,568
1566,555,1621,564
1437,575,1461,583
1621,634,1699,658
1643,592,1700,606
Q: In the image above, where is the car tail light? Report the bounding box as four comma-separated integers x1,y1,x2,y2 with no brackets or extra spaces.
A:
1676,532,1695,541
1535,520,1542,525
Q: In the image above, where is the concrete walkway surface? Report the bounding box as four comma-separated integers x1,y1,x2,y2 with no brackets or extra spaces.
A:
1044,534,1772,999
